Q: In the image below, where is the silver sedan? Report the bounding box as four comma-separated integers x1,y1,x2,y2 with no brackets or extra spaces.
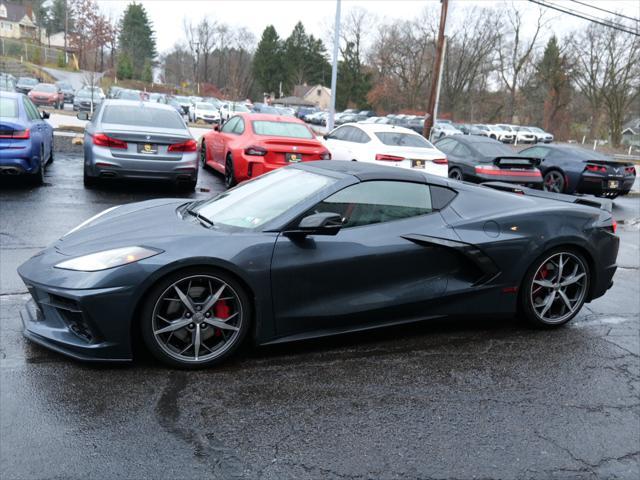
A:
80,99,198,190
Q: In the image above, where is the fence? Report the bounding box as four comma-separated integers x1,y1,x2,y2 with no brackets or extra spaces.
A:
0,37,68,66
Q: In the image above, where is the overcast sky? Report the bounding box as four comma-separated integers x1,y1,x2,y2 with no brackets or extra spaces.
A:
96,0,640,55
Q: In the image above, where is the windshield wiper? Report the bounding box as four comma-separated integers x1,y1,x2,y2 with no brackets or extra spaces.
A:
185,207,214,228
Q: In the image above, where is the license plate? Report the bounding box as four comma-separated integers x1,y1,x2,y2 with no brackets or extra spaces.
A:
411,159,425,169
608,180,619,189
286,153,301,163
137,143,157,154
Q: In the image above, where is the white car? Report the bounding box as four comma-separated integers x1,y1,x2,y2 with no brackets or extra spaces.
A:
431,122,463,140
473,124,511,143
220,102,251,121
526,126,554,143
496,124,536,144
322,123,449,177
190,102,220,124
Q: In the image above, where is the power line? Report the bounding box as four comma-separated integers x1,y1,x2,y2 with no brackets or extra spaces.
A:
567,0,639,24
529,0,640,36
541,0,639,33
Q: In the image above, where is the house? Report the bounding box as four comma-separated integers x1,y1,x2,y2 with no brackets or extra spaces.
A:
273,96,315,108
293,84,332,109
0,1,42,41
621,118,640,147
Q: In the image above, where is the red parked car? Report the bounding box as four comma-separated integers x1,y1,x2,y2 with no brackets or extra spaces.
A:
27,83,64,109
200,113,331,187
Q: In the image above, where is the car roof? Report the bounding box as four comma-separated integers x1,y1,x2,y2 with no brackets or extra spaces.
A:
99,99,177,112
295,160,448,184
234,112,305,124
344,123,420,135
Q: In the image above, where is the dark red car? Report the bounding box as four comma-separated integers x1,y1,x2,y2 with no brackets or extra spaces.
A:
200,113,331,187
27,83,64,109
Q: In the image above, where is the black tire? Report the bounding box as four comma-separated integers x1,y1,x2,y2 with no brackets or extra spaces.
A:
519,247,590,328
200,142,207,168
140,267,252,369
47,136,54,164
224,155,237,188
542,170,566,193
448,167,463,181
30,147,45,186
176,178,197,192
83,164,97,188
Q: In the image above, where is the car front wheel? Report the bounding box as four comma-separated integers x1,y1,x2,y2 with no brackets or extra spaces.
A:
141,268,252,368
225,155,237,188
520,249,590,327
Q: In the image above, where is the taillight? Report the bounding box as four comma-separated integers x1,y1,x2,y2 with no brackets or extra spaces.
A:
92,133,127,149
624,166,636,175
612,219,617,234
0,129,30,139
433,158,448,164
168,139,197,152
586,164,607,173
321,150,331,160
244,146,267,156
375,153,404,162
475,165,541,177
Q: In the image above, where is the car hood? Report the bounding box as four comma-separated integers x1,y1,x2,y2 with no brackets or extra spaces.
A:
54,198,205,256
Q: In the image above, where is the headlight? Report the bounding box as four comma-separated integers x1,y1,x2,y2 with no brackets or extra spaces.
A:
64,206,120,237
54,246,162,272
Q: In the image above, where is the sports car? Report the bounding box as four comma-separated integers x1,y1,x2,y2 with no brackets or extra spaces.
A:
520,144,637,198
18,161,619,368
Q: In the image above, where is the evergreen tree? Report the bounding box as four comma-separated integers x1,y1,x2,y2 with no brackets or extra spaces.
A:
337,40,371,110
283,22,330,92
117,3,156,81
117,52,133,80
252,26,283,95
47,0,71,34
535,36,571,135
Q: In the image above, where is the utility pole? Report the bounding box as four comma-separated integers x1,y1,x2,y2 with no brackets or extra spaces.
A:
423,0,449,141
327,0,341,132
64,0,68,64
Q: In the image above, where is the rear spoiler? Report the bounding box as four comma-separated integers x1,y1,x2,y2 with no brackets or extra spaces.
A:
481,182,613,213
492,156,541,167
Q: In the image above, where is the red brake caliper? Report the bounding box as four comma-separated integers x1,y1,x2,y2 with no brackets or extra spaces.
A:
213,300,230,337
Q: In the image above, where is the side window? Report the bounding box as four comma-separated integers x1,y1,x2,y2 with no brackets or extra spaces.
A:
221,116,239,133
351,128,370,144
232,117,245,134
23,98,40,121
436,138,456,154
328,126,347,141
311,181,432,228
452,143,472,157
522,146,549,158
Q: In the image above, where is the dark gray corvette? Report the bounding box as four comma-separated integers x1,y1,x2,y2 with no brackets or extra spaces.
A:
18,161,619,368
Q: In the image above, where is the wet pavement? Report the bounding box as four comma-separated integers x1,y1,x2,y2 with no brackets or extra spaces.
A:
1,146,639,479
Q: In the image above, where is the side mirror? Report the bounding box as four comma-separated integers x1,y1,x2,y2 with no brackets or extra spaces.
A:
41,110,50,119
213,124,220,132
322,134,329,140
77,111,89,121
286,212,343,237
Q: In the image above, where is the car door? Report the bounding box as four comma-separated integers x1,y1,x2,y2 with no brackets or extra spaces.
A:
323,126,352,160
210,116,239,166
22,97,50,160
435,138,461,170
270,180,462,337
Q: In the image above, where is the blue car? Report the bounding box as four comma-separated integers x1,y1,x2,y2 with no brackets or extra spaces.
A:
0,91,54,185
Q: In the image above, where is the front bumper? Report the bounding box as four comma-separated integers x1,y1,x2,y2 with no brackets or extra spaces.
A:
31,98,58,106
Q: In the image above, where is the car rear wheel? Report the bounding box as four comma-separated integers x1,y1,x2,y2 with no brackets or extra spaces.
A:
30,146,45,186
520,249,590,327
225,155,237,188
141,268,252,368
543,170,565,193
200,142,208,168
449,168,463,181
83,164,97,188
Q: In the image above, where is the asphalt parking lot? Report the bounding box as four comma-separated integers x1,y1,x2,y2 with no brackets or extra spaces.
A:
1,144,639,479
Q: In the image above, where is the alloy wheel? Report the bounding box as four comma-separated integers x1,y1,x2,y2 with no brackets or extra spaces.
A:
530,252,588,324
543,171,565,193
151,274,243,363
449,169,463,181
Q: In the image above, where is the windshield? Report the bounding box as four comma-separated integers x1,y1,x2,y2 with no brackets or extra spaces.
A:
229,103,250,112
76,90,95,99
473,143,513,156
252,121,313,138
529,127,544,133
57,82,72,89
102,105,186,129
34,84,56,93
375,132,434,148
195,168,336,229
196,103,215,111
0,98,18,117
18,78,38,86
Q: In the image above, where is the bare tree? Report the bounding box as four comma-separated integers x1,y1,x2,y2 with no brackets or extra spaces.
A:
441,7,501,120
497,2,547,122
